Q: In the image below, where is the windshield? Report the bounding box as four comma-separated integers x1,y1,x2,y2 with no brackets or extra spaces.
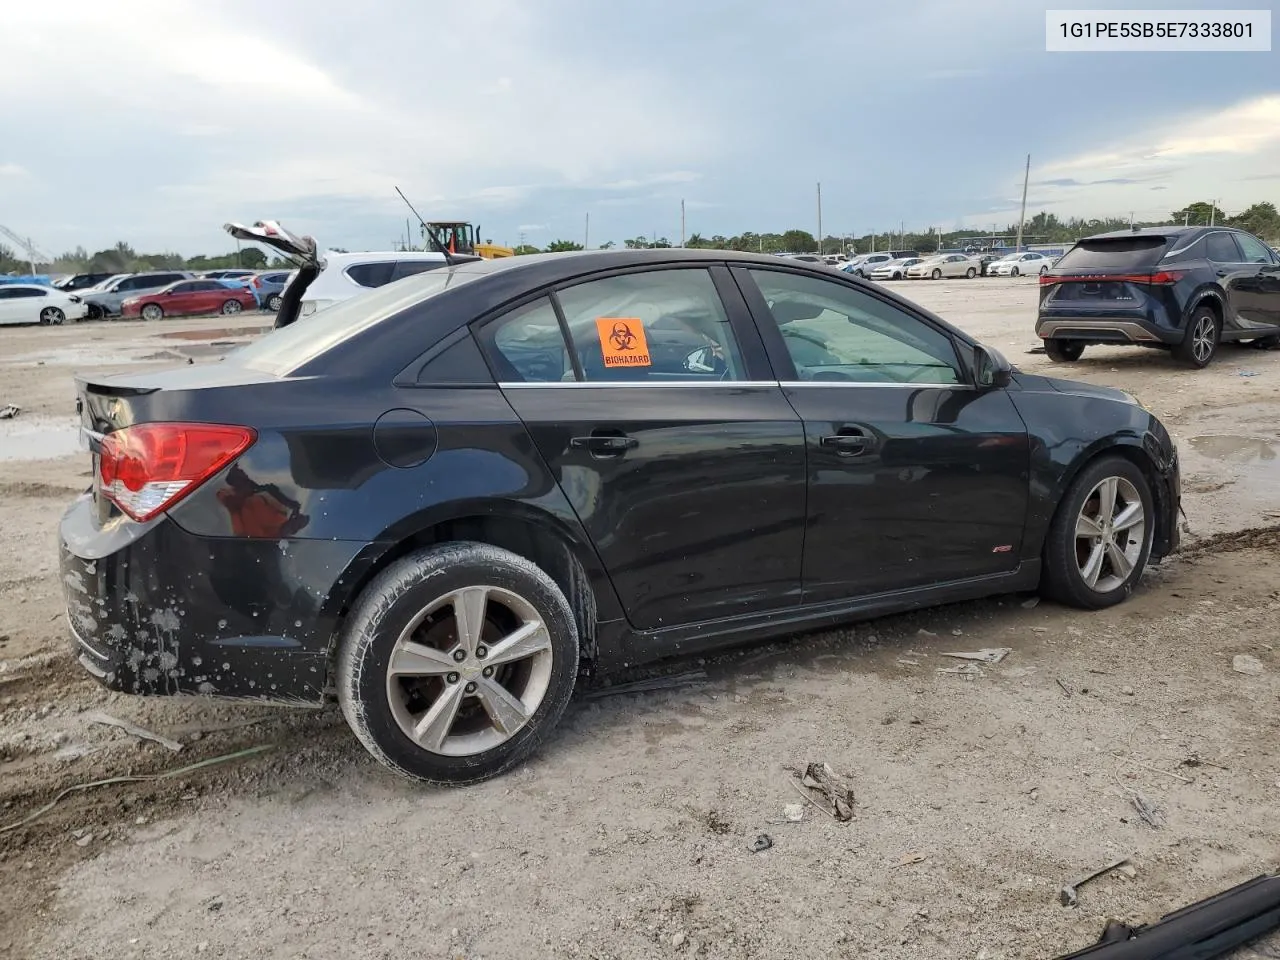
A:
232,267,483,375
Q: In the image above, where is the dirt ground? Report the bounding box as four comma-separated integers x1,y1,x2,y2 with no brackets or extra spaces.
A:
2,281,1278,959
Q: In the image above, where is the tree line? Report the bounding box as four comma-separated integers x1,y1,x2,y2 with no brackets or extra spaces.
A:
4,202,1276,276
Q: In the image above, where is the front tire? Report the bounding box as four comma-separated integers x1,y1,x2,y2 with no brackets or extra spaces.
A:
39,307,64,325
1173,306,1219,368
1042,456,1153,610
1044,338,1085,362
220,299,243,315
337,542,580,785
86,304,103,321
1011,266,1020,277
141,303,163,321
931,268,942,280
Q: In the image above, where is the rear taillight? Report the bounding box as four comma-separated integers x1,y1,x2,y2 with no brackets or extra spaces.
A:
98,423,256,522
1040,271,1185,286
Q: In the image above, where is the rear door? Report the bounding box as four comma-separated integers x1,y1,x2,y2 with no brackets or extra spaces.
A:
732,265,1030,603
477,264,808,631
0,288,22,324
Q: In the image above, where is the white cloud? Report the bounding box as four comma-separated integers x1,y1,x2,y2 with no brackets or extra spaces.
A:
0,163,27,177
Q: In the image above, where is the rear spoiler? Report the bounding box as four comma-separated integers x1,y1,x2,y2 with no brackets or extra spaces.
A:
223,220,320,329
1051,872,1280,959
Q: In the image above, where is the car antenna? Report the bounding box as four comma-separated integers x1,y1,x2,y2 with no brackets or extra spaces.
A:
395,186,470,265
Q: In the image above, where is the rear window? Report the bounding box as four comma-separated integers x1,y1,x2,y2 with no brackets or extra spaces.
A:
344,261,396,288
231,268,482,375
1053,237,1170,271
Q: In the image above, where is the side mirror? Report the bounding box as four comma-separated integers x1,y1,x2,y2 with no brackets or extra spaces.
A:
974,343,1013,389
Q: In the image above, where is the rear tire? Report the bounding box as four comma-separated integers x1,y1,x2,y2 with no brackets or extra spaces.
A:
965,267,977,279
266,293,283,312
1044,339,1085,362
1039,266,1049,276
221,299,243,315
1173,306,1220,368
337,542,580,785
1042,456,1153,610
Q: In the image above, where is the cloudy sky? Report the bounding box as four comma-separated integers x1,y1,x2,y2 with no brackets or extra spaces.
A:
1,0,1276,256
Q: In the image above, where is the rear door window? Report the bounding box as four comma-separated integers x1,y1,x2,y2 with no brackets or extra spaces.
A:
345,261,396,288
1053,237,1170,271
1205,233,1242,263
391,260,446,282
556,269,746,383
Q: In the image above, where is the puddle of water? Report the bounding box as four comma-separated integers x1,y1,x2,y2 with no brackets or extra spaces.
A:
0,417,82,462
1,347,159,367
1188,435,1278,465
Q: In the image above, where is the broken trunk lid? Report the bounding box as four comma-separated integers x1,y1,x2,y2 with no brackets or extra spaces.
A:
223,220,319,267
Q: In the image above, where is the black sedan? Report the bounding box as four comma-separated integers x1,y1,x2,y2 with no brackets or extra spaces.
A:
59,248,1181,784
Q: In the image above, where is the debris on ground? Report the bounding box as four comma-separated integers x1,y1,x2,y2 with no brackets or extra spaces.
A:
85,711,184,753
1121,685,1135,696
749,834,772,853
1026,346,1046,354
782,803,805,822
1055,678,1073,697
896,853,928,867
0,404,19,419
1059,857,1133,907
1232,654,1264,675
1129,791,1163,829
1238,370,1260,377
1021,597,1040,609
937,663,984,679
790,762,855,822
916,628,938,638
940,647,1012,664
584,669,709,699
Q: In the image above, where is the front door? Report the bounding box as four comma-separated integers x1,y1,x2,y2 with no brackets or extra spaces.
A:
477,265,808,631
1230,232,1280,331
732,265,1031,604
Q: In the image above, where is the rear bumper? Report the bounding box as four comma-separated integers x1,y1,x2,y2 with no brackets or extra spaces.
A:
1036,316,1181,346
58,494,374,703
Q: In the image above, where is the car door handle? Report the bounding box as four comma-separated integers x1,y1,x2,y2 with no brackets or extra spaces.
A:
570,434,638,456
821,432,872,455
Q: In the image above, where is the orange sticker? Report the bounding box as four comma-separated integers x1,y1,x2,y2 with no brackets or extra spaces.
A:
595,317,651,368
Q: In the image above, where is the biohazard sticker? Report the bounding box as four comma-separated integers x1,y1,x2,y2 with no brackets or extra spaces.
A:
595,317,651,367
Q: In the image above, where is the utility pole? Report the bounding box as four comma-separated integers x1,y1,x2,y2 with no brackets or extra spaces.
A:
1210,199,1219,227
584,212,590,249
816,182,823,255
680,198,686,247
234,238,242,268
1129,210,1135,230
1184,210,1190,227
1015,153,1030,252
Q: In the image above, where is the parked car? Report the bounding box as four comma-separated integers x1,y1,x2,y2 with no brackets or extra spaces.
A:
906,254,979,279
201,269,258,281
869,257,924,281
53,272,115,292
1037,225,1280,368
0,284,88,326
987,251,1057,277
60,247,1182,784
80,271,193,319
120,279,258,320
277,251,450,317
843,253,893,277
246,270,292,312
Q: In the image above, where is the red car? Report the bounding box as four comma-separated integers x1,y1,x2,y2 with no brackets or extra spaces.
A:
121,279,257,320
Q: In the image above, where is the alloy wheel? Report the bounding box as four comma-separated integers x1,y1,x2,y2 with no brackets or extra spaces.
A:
222,300,243,315
141,304,162,321
1191,315,1216,364
1074,476,1145,593
40,307,63,325
384,585,554,757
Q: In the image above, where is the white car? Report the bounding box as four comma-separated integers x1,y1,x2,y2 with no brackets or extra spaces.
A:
288,251,450,317
868,257,924,281
987,251,1057,277
905,254,979,279
842,253,895,277
0,284,89,326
